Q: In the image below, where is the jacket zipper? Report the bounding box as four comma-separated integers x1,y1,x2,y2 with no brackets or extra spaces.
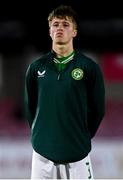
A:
57,73,61,80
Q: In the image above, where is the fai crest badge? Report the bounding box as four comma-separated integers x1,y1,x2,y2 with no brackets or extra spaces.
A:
71,68,84,80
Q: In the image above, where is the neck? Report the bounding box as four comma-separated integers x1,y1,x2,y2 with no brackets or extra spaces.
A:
52,43,74,58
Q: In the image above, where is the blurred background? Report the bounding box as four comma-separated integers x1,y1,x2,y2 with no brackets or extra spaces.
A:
0,1,123,178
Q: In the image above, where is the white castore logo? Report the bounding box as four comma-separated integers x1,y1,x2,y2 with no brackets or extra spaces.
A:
37,70,46,77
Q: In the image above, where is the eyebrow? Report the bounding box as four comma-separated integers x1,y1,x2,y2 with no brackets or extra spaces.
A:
53,21,70,23
52,20,72,24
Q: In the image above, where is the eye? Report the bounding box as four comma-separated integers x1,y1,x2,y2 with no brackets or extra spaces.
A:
63,23,69,27
52,23,59,27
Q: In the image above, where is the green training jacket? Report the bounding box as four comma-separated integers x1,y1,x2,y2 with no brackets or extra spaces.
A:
24,49,105,163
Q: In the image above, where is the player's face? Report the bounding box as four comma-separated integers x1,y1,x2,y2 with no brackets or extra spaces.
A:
49,17,77,45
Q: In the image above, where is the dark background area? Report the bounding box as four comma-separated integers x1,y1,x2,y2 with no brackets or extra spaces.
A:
1,1,123,55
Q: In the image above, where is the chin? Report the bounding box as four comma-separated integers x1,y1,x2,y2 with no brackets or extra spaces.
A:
55,40,65,45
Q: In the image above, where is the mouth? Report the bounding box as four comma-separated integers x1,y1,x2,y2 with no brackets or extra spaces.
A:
56,32,63,37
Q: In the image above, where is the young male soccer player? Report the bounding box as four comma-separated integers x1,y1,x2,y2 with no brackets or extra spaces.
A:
25,5,105,179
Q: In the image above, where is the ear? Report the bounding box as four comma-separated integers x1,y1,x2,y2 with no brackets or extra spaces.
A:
49,28,51,37
73,30,77,37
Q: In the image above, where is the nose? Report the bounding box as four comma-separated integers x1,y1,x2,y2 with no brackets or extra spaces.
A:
57,23,64,30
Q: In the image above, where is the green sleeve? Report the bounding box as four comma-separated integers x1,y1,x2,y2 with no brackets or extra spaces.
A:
87,63,105,138
24,64,38,128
